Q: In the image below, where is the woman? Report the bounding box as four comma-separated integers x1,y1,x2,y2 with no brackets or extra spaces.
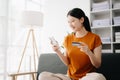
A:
39,8,106,80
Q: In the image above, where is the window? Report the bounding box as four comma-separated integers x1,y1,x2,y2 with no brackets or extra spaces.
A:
0,0,43,80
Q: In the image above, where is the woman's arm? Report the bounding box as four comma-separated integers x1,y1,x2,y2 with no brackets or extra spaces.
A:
87,45,102,68
79,42,102,68
51,45,69,66
56,49,69,66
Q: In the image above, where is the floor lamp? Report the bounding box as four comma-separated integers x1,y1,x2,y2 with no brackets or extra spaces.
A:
17,11,43,74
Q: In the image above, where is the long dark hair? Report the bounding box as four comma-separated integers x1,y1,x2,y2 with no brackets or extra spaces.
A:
67,8,91,32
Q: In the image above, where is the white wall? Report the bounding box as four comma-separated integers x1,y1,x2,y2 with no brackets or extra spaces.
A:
41,0,90,53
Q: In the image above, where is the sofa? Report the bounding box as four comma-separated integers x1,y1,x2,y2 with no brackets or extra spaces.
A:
37,53,120,80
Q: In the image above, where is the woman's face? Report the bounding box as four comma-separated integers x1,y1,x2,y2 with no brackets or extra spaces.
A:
67,15,84,32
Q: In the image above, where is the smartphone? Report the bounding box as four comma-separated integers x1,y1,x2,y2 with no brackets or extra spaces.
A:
72,42,81,46
49,37,58,46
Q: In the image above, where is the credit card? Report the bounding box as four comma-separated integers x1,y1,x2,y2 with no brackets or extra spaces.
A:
72,42,81,46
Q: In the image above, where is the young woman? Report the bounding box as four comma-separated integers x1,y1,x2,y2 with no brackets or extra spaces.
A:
39,8,106,80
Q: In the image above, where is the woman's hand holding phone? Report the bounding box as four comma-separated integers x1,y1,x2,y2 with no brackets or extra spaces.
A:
49,37,60,52
49,37,58,46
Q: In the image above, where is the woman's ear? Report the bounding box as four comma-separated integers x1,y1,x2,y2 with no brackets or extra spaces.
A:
80,17,84,23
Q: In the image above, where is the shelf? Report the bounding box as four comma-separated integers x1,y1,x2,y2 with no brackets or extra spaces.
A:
90,0,120,53
90,9,110,13
112,8,120,11
102,49,112,53
112,24,120,27
113,42,120,44
102,42,111,44
91,26,111,29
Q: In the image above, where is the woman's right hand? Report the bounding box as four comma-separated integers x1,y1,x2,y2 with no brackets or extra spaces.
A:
50,41,60,52
51,44,60,52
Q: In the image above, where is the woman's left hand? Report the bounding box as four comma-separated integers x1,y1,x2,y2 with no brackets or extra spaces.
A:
78,42,91,55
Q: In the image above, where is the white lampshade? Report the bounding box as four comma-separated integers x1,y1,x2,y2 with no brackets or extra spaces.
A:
22,11,43,27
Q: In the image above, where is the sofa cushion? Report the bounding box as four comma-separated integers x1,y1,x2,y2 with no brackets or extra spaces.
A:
37,53,67,79
96,53,120,80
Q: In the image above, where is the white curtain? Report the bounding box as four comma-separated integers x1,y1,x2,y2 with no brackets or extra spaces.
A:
0,0,43,80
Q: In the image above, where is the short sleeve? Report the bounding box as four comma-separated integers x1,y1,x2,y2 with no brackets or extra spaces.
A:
94,35,102,49
62,36,68,49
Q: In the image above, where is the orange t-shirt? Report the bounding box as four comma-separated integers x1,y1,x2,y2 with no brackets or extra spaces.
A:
63,32,102,80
